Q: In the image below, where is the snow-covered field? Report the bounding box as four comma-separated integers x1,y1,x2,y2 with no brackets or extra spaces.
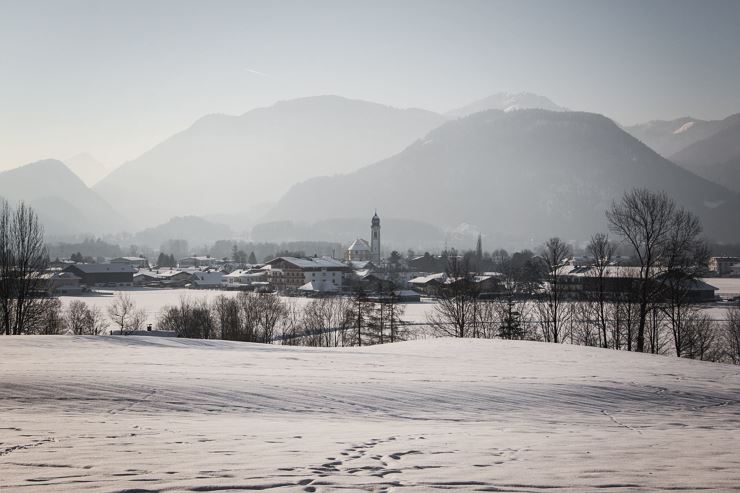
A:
1,336,739,491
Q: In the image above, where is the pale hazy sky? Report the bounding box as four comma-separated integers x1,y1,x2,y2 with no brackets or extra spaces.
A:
1,0,740,171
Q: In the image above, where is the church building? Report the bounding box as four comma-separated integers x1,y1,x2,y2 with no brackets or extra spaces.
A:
345,212,381,263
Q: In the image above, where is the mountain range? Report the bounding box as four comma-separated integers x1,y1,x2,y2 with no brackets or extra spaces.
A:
265,109,740,244
0,160,127,236
4,93,740,247
94,95,447,226
625,113,740,193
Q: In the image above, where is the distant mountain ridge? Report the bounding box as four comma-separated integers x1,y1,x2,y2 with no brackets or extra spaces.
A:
625,113,740,194
624,117,726,158
267,110,740,245
447,92,566,118
133,216,234,249
0,159,127,237
94,95,447,227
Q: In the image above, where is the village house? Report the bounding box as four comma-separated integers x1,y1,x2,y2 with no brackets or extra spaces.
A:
557,265,717,302
134,269,193,287
222,269,267,289
178,256,223,268
111,256,149,268
40,271,83,295
190,270,224,288
63,263,136,287
262,257,350,292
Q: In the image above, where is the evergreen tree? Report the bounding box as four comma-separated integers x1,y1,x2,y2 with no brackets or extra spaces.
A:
498,297,523,340
248,251,257,264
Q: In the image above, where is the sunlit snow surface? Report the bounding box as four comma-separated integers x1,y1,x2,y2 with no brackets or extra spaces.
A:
1,336,739,492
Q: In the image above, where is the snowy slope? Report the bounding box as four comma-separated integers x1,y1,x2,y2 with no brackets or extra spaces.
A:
1,336,739,491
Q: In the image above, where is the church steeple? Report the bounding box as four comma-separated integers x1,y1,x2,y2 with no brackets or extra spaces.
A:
370,211,381,263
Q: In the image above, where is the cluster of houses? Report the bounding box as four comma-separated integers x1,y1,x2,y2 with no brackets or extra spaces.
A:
38,214,729,302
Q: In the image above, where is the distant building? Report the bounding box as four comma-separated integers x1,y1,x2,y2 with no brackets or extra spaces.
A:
262,257,349,292
371,212,381,263
190,270,224,288
345,239,371,262
111,256,149,268
557,265,717,302
179,256,223,268
344,212,381,263
63,263,136,287
41,271,82,295
222,269,267,288
134,269,193,287
709,257,740,276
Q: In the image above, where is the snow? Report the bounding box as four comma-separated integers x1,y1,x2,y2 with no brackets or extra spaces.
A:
673,121,695,134
1,336,739,491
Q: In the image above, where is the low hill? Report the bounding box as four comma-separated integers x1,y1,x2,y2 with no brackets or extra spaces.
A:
0,159,127,236
267,110,740,245
133,215,235,249
94,96,447,226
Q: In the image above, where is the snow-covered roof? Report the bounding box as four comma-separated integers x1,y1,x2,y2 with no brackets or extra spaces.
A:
224,269,266,279
266,257,347,270
409,273,447,285
298,280,340,292
66,263,137,274
135,269,190,280
348,260,375,270
347,239,370,252
39,271,81,280
192,271,224,284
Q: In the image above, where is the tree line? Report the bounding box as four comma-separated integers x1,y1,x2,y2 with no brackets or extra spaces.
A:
425,188,740,364
156,290,406,347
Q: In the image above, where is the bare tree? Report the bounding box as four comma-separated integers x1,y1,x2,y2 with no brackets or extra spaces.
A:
680,311,719,361
65,300,107,335
721,303,740,364
0,201,48,335
427,256,476,338
212,295,241,341
27,298,65,335
538,237,572,343
659,209,710,357
607,188,704,352
586,233,615,348
107,293,146,335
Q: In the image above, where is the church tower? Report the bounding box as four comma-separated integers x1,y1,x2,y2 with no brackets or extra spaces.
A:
370,211,381,263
